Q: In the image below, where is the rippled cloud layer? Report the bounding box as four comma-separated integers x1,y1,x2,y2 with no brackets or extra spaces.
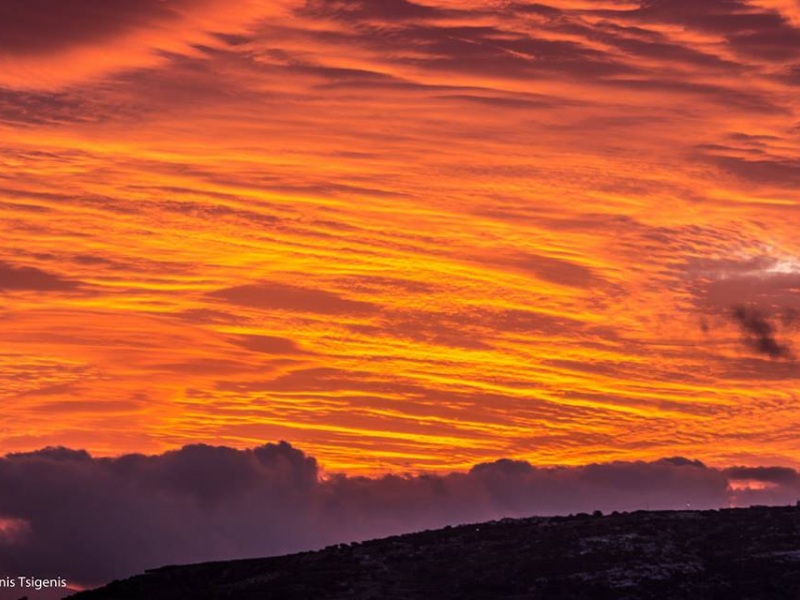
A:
2,0,800,472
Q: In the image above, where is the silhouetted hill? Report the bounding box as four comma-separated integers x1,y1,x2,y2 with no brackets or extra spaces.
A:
68,505,800,599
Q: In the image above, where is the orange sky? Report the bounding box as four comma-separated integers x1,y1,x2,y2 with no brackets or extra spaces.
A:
2,0,800,473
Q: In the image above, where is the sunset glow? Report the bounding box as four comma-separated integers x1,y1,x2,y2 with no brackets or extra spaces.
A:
3,0,800,474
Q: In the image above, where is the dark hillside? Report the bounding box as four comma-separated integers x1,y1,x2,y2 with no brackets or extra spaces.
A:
69,505,800,600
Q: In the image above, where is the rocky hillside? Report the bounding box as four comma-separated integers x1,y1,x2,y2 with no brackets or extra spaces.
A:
69,505,800,599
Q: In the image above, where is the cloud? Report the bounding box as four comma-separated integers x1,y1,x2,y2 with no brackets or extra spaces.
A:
0,88,122,127
232,334,305,354
689,255,800,362
0,0,279,88
730,304,794,359
724,465,799,484
0,261,79,291
696,256,800,308
301,0,446,21
4,0,800,543
0,441,792,589
750,0,800,27
0,1,215,58
209,282,379,316
616,0,800,61
497,252,604,288
703,154,800,188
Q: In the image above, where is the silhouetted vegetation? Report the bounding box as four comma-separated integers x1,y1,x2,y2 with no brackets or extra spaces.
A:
69,505,800,599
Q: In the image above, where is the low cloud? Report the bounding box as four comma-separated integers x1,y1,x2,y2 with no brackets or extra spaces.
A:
724,465,800,485
0,442,795,588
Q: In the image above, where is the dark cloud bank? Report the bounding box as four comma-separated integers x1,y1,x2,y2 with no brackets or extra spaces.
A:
1,442,799,587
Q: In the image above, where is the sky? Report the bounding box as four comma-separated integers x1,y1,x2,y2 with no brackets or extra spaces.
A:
3,1,800,473
3,0,800,590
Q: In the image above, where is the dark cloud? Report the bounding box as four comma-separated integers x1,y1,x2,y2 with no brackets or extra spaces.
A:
612,0,800,61
703,154,800,188
612,78,784,113
290,0,798,117
0,88,110,126
0,0,202,56
232,334,304,354
730,305,794,359
593,23,737,70
209,282,379,315
724,465,799,485
301,4,632,81
507,253,602,288
1,441,790,588
0,261,79,292
301,0,446,21
0,442,319,585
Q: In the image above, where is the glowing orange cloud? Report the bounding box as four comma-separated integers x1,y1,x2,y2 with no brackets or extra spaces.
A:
1,0,800,473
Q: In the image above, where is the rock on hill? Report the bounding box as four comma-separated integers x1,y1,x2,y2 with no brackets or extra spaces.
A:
68,505,800,599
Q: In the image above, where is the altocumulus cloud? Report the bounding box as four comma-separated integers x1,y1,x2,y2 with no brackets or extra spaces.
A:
1,442,797,587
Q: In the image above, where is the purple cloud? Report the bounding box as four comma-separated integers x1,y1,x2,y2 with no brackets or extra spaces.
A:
0,442,793,589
